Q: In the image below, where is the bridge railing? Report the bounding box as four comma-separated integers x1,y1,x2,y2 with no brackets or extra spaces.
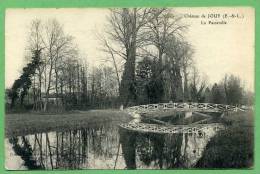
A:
125,102,245,114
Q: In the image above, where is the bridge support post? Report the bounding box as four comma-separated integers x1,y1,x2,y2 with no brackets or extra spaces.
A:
220,111,228,118
185,111,192,118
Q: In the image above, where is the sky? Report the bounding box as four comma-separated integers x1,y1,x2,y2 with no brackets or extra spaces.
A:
5,7,255,91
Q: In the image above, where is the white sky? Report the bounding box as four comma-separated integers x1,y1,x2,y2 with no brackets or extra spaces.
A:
5,7,255,91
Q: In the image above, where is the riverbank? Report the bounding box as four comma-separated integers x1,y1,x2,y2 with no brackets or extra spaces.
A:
197,110,254,168
5,110,132,138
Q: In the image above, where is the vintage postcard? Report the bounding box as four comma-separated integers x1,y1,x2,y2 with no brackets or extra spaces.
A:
4,7,254,170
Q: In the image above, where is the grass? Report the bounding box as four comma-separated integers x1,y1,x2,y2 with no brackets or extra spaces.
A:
196,110,254,168
5,109,132,138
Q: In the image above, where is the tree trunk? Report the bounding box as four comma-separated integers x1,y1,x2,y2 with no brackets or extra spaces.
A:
183,67,189,101
119,10,137,107
44,56,54,112
119,44,136,106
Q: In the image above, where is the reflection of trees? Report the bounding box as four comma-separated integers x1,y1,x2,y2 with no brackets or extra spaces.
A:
136,133,166,168
161,134,183,168
9,125,215,169
135,133,183,168
9,125,120,170
120,129,212,169
9,137,42,169
119,129,137,169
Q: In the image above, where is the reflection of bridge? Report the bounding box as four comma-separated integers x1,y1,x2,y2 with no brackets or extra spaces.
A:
119,122,225,135
125,102,245,114
119,103,246,135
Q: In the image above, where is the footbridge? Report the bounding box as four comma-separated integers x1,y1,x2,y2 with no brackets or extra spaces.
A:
124,102,245,115
119,102,246,135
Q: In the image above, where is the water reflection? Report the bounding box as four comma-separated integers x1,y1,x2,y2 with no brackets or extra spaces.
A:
119,126,217,169
6,125,125,170
6,121,218,170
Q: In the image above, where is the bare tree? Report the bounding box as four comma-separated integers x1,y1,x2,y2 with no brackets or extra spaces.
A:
38,19,77,111
179,42,194,101
25,19,45,110
165,39,194,101
106,8,153,106
98,35,121,88
143,9,187,102
145,8,186,66
189,65,207,102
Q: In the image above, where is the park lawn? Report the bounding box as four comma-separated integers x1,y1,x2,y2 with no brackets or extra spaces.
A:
197,110,254,168
5,110,132,138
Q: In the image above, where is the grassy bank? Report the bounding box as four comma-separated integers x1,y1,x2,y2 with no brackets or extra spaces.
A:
5,110,132,138
197,110,254,168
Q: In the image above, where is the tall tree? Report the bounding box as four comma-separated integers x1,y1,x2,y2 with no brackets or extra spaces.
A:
41,19,76,111
211,83,227,104
136,57,153,104
27,19,45,110
204,87,211,103
164,37,185,101
8,50,42,108
106,8,152,106
223,75,243,105
179,42,193,101
189,66,206,102
143,8,187,102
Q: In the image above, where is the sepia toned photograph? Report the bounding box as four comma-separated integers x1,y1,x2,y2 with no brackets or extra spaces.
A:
5,7,254,170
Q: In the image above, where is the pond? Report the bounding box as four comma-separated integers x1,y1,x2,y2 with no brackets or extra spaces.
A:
5,115,221,170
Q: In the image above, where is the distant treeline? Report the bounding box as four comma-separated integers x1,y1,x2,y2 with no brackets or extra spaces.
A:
135,57,254,106
6,8,254,112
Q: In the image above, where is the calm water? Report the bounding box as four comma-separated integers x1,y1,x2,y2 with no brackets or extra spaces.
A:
5,116,220,170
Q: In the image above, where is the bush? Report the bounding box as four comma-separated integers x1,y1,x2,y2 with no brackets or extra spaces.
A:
196,111,254,168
